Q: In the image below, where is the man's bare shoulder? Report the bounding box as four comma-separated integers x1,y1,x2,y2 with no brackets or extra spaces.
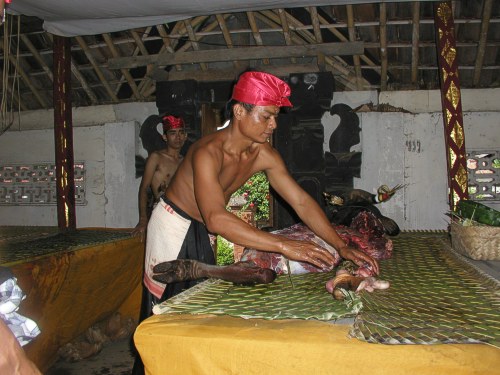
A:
145,151,163,163
255,141,284,167
190,131,225,159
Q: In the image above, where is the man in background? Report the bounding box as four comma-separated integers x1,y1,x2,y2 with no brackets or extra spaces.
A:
131,114,187,375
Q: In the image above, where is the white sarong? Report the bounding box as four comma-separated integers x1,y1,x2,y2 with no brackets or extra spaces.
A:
144,198,192,299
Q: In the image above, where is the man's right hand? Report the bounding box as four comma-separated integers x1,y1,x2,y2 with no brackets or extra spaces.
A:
279,238,337,271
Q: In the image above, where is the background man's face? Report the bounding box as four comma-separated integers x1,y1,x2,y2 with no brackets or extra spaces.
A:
163,129,187,148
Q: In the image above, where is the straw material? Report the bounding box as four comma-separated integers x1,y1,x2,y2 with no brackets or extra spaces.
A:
0,228,132,265
153,271,361,320
350,231,500,346
0,226,59,244
154,231,499,346
450,221,500,260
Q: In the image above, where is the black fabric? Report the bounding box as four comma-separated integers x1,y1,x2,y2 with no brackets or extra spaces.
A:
161,197,216,300
131,286,160,375
328,204,400,236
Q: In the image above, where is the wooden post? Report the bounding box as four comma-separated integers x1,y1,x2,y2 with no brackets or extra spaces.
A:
53,35,76,230
434,1,469,210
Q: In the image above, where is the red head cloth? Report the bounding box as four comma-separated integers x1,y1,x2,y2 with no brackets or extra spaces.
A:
162,115,185,132
231,72,292,107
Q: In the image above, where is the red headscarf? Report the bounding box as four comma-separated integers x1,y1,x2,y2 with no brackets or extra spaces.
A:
232,72,292,107
162,115,185,133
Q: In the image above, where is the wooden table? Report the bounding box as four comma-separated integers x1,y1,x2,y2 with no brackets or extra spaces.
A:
2,227,144,372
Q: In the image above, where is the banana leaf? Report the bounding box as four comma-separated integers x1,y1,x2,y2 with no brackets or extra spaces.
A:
456,199,500,226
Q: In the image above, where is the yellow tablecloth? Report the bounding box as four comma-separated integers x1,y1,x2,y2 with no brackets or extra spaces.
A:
4,229,144,372
135,313,500,375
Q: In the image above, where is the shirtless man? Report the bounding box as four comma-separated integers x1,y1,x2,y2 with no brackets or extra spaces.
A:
143,71,379,304
132,115,187,239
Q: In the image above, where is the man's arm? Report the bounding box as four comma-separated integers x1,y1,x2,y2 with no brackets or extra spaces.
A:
191,145,337,270
266,149,379,274
0,319,41,375
132,153,159,238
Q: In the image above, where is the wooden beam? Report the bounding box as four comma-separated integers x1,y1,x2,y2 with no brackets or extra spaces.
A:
216,14,241,69
166,63,342,82
309,7,323,43
176,16,211,53
20,34,53,81
183,19,208,71
114,29,152,96
141,24,178,98
143,18,215,97
411,1,421,87
277,8,296,64
75,36,119,102
262,9,361,90
315,10,377,68
309,6,327,70
246,11,269,65
0,43,48,108
473,0,493,87
70,62,98,104
109,42,364,69
379,2,388,91
156,23,183,71
46,33,98,104
346,4,362,90
102,33,142,99
172,16,220,54
131,28,156,94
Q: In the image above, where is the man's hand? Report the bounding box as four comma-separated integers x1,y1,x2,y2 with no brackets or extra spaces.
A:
279,238,337,271
338,246,379,275
132,220,147,242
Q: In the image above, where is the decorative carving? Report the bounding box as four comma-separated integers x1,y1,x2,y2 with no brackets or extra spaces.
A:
0,163,86,205
434,1,468,209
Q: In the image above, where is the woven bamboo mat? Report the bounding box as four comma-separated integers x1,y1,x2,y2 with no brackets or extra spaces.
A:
0,226,59,243
155,231,499,346
0,228,133,265
153,271,362,320
350,231,500,346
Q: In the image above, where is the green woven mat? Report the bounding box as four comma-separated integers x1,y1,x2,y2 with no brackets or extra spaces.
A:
0,228,133,266
350,231,500,346
153,271,362,320
154,231,499,345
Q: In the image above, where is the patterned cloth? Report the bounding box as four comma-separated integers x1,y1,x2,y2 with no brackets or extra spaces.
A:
0,274,40,346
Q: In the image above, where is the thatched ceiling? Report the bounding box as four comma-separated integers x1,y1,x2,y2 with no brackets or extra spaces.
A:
0,0,498,112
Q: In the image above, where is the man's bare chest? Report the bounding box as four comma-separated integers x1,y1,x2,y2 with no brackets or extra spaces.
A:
219,158,259,195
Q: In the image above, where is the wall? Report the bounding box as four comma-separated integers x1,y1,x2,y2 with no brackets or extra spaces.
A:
0,89,498,230
0,102,157,228
325,88,500,230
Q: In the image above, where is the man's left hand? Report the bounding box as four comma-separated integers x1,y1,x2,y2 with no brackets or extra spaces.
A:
338,246,379,275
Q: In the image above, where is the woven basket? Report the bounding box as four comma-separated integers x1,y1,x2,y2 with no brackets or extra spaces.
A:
450,221,500,260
